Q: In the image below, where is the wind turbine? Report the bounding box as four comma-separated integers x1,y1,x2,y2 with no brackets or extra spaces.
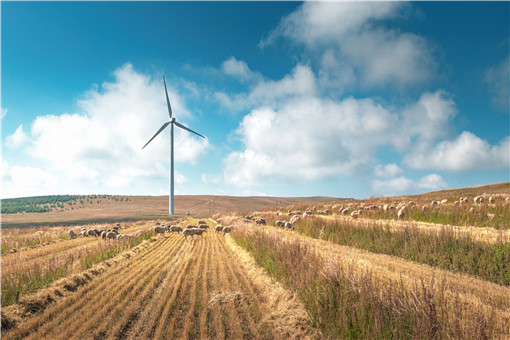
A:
142,76,205,215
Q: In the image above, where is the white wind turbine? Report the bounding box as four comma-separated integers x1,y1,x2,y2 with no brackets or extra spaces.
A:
142,76,205,215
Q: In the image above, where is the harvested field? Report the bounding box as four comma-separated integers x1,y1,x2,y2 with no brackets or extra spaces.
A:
1,225,312,340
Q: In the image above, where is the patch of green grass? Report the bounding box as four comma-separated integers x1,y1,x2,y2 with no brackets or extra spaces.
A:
289,217,510,286
231,227,496,339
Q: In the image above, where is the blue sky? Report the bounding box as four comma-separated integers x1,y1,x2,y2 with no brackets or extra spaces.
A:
2,2,509,199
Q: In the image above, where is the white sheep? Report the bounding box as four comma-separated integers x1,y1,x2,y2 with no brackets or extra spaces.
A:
68,230,77,239
284,222,293,229
154,225,168,234
290,215,300,225
397,208,405,220
106,231,117,240
350,211,360,219
222,226,234,235
87,230,98,237
170,225,183,233
474,196,484,204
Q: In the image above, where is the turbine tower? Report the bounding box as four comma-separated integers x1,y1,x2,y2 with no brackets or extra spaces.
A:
142,76,205,215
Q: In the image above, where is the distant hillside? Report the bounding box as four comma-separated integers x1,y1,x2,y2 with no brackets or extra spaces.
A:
0,195,345,227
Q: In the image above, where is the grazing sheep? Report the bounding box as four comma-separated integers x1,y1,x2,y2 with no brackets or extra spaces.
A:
222,226,234,235
34,231,45,236
199,224,209,229
170,225,183,233
350,211,360,219
454,201,460,206
198,220,207,225
302,212,311,218
182,228,195,240
79,230,87,237
243,219,252,223
431,200,440,206
87,230,98,237
215,225,224,233
101,231,107,239
489,196,495,204
192,228,207,237
68,230,77,239
383,204,390,211
115,223,121,228
290,215,300,225
254,217,266,225
106,231,117,240
284,222,293,229
117,234,125,241
341,208,350,215
154,226,168,234
245,215,253,220
397,208,405,220
460,197,469,204
135,230,144,237
474,196,484,204
275,220,285,228
422,205,430,212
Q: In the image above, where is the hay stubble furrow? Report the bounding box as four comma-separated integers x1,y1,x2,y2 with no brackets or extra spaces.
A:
3,228,303,340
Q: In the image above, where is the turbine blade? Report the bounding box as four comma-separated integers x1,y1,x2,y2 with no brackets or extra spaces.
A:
142,122,170,149
163,75,173,118
174,121,205,138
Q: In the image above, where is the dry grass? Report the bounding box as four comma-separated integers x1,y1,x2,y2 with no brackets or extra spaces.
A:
1,222,155,307
1,220,313,339
231,222,510,338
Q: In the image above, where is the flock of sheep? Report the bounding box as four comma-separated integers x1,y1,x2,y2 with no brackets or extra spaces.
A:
68,223,140,241
152,220,234,240
274,193,508,223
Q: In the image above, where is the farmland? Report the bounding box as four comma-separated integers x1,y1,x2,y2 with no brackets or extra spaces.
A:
1,183,509,338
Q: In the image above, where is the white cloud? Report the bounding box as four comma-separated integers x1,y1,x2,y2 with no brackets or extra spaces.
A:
221,56,261,83
223,88,495,187
5,124,28,149
201,173,220,184
175,172,188,184
262,2,435,88
215,64,316,112
484,55,509,111
224,95,399,187
372,174,448,197
405,131,509,171
374,163,403,178
10,64,209,195
2,164,59,198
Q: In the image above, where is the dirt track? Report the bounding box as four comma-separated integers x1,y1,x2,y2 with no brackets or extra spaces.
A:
3,230,312,340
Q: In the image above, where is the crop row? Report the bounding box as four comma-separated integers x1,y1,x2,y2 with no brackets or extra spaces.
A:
1,225,154,307
3,229,291,339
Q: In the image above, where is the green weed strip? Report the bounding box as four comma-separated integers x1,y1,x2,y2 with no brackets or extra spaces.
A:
1,232,156,330
231,227,504,339
262,214,510,286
